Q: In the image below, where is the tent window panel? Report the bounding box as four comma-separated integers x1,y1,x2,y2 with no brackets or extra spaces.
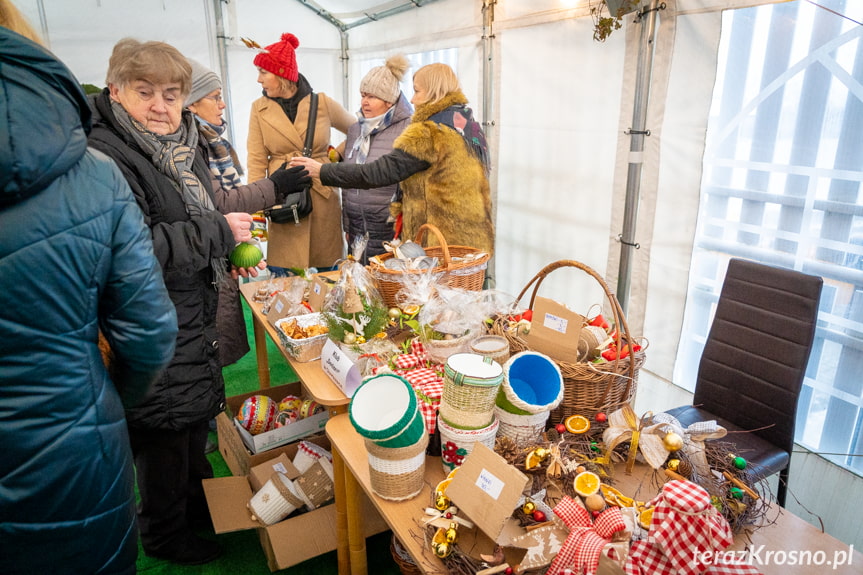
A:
675,1,863,475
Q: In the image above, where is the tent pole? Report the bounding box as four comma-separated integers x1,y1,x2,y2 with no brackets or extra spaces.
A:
482,0,497,283
340,31,350,109
212,0,235,142
617,0,661,314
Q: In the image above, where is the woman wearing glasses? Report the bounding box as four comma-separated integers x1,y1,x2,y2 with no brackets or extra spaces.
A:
87,40,309,565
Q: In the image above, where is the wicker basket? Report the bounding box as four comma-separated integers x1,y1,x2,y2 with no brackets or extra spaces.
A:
488,260,646,423
439,353,503,430
439,415,499,473
493,405,549,446
368,223,490,309
349,374,427,448
390,534,422,575
365,433,428,501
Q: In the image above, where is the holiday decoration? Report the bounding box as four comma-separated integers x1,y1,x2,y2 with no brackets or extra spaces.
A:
229,241,263,268
623,480,763,575
237,394,277,435
602,405,669,472
548,497,627,575
651,411,727,478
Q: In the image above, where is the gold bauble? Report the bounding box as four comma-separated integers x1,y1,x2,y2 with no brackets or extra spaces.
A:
522,501,536,514
435,493,450,511
433,542,451,558
445,527,458,544
666,458,680,471
388,307,402,320
663,432,684,452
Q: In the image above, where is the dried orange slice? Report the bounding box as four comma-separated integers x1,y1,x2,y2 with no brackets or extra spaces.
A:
600,484,634,507
564,414,591,434
639,507,654,530
574,471,601,497
525,450,544,470
403,304,421,316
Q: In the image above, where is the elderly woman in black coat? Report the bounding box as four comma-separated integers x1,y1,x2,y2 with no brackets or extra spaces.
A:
87,38,308,565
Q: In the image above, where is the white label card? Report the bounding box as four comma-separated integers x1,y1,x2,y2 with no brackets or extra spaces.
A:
320,339,362,397
272,462,287,474
542,312,568,334
475,468,504,500
313,284,322,295
274,299,284,313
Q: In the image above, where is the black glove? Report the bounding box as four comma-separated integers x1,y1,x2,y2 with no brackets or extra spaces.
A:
269,163,312,202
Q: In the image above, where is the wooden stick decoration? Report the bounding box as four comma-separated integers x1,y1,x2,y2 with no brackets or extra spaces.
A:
524,520,554,532
664,468,689,482
723,471,760,500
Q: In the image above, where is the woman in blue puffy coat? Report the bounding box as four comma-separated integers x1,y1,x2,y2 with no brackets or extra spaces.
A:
0,24,177,575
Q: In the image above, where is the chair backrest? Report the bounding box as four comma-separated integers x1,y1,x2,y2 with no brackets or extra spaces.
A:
692,258,823,454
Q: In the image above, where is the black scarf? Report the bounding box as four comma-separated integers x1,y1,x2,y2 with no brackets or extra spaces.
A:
267,74,313,123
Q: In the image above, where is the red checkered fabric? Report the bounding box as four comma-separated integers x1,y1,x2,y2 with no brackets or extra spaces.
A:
624,481,762,575
372,340,444,433
548,497,626,575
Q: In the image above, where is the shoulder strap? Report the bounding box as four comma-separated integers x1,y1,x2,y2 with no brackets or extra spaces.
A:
302,93,318,158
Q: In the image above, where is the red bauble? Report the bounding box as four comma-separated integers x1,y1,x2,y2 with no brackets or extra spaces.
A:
555,423,566,434
595,412,608,423
532,510,547,522
505,568,514,575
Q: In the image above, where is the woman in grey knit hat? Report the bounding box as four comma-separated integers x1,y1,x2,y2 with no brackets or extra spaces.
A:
342,54,413,263
187,59,253,368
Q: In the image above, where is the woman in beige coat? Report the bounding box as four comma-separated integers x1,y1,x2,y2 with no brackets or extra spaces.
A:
247,33,354,271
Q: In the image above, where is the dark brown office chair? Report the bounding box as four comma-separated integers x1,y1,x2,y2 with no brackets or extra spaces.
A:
665,258,823,507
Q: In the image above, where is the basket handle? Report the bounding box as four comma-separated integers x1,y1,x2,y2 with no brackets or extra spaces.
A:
516,260,636,404
414,223,453,270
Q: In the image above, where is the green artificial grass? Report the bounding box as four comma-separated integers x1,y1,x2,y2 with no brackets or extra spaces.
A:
135,294,401,574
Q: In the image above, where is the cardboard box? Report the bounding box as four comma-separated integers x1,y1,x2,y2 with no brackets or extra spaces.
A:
524,296,584,363
218,382,330,475
203,439,389,572
446,443,529,543
307,270,339,312
247,453,300,491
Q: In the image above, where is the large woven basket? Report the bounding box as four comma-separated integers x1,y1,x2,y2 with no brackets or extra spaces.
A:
368,223,490,309
488,260,646,423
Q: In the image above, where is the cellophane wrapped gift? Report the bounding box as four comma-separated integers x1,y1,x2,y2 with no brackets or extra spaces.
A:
322,237,392,359
417,287,493,364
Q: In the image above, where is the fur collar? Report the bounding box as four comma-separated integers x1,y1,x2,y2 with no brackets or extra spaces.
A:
412,90,469,123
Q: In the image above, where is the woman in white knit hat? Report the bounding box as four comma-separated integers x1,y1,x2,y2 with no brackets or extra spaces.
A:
342,54,413,263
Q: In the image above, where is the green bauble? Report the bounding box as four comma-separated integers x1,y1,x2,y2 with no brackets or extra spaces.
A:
229,243,263,268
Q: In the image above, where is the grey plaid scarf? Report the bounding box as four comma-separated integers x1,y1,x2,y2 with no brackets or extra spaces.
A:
111,101,226,285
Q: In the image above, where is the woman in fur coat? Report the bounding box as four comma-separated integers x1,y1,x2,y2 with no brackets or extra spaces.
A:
292,63,494,255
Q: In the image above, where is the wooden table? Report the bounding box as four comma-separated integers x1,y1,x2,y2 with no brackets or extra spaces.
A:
326,413,862,575
239,280,349,412
327,413,447,575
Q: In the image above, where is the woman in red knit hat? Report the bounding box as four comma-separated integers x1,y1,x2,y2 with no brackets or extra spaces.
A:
248,33,354,272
